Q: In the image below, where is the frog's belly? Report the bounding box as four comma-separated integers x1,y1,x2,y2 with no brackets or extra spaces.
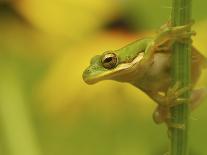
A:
136,53,171,93
149,53,171,76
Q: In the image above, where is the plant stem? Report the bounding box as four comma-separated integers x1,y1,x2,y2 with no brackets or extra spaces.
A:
170,0,192,155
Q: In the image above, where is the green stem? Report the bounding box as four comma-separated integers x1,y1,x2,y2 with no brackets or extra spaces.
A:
170,0,192,155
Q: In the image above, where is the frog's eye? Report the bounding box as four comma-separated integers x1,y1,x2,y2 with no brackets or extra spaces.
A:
101,52,118,69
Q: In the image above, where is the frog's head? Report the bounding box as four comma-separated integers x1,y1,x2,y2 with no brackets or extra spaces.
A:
82,50,145,84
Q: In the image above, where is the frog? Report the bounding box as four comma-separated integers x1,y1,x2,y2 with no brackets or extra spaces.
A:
82,22,207,128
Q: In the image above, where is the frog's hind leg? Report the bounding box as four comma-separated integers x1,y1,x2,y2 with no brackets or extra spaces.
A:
190,88,207,111
152,88,207,126
153,105,169,124
152,105,185,133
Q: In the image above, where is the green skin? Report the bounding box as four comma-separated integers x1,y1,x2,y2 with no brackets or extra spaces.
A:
83,23,207,128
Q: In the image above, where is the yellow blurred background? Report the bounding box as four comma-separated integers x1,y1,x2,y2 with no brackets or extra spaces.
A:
0,0,206,155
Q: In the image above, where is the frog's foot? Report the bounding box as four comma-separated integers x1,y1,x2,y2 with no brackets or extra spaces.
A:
173,30,195,45
154,22,196,51
153,88,206,125
167,24,195,39
167,121,185,130
164,82,191,107
158,20,194,36
166,121,186,138
153,105,185,138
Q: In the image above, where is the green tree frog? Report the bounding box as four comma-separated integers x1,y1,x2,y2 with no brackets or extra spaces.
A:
82,23,207,127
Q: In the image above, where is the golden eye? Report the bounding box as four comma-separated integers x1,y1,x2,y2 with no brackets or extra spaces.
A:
101,52,118,69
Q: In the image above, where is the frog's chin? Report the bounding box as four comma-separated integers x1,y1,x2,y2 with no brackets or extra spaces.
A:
83,67,128,85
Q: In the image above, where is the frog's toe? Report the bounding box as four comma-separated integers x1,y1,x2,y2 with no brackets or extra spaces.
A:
174,30,196,42
166,122,186,138
163,82,192,108
170,21,194,33
167,82,191,99
167,122,186,130
174,86,191,98
168,97,189,108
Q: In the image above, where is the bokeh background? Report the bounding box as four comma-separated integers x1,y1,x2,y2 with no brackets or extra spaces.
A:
0,0,207,155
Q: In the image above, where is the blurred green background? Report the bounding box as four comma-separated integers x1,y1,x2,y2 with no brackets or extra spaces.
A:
0,0,207,155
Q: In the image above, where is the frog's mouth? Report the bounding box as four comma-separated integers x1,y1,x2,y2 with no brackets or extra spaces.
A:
83,52,144,84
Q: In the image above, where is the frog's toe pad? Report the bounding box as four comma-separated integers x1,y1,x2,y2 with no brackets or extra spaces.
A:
167,122,186,130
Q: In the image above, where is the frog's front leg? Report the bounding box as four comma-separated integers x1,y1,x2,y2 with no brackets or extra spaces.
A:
155,21,195,41
154,21,196,51
140,22,195,65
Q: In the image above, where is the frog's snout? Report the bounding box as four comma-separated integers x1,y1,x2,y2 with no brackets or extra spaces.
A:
82,68,96,85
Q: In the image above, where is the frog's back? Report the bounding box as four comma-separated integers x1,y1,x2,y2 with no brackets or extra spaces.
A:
116,38,153,63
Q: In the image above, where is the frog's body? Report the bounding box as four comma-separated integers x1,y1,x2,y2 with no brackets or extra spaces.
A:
131,45,205,99
82,23,207,126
